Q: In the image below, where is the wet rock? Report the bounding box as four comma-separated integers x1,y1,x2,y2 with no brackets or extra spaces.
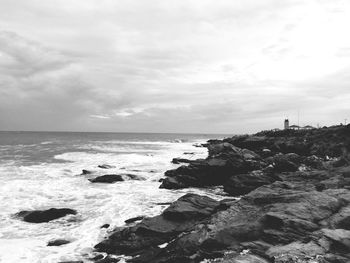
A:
160,143,264,189
94,194,221,256
89,174,124,183
214,253,270,263
171,158,198,164
95,255,121,263
265,241,326,262
47,239,71,246
16,208,77,223
271,153,300,172
81,169,94,175
322,228,350,250
98,164,116,169
125,216,145,224
223,170,278,196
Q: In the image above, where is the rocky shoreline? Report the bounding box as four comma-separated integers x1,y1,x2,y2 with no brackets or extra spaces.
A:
93,125,350,263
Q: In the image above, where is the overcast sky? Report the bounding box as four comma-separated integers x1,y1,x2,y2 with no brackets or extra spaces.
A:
0,0,349,133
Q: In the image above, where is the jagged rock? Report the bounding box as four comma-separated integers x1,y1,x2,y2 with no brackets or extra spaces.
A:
93,125,350,262
171,158,198,164
223,170,278,196
16,208,77,223
214,253,270,263
47,239,71,246
94,194,221,256
160,143,264,189
81,169,94,175
125,216,145,224
89,174,124,183
322,228,350,250
89,174,144,183
265,241,326,262
98,164,116,169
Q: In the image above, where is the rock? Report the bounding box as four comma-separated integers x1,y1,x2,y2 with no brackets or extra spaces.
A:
271,153,300,172
16,208,77,223
94,194,221,256
93,125,350,262
89,174,144,183
162,193,221,220
160,143,264,190
101,224,110,229
214,253,270,263
125,216,145,224
89,174,124,183
81,169,94,175
94,255,120,263
171,158,198,164
47,239,70,246
223,170,277,196
265,241,326,262
98,164,116,169
155,202,172,206
322,228,350,250
58,261,83,263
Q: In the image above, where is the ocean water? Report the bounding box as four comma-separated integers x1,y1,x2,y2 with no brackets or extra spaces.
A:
0,131,227,263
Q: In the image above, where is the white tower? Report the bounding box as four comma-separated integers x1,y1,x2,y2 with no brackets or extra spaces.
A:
284,119,289,130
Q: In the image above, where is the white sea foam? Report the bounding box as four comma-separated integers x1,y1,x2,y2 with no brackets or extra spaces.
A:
0,137,221,263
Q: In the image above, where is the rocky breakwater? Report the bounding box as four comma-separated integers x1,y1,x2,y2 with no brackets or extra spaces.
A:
93,124,350,262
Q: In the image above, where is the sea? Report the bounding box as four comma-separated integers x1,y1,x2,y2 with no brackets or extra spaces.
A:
0,131,228,263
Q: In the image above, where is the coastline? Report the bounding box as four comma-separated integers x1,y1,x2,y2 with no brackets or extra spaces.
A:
91,125,350,263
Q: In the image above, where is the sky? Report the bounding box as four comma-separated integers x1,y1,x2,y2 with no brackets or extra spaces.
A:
0,0,350,134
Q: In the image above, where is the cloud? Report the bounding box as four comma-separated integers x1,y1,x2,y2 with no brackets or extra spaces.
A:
0,0,350,133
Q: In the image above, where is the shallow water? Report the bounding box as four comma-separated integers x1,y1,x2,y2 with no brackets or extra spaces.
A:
0,132,227,263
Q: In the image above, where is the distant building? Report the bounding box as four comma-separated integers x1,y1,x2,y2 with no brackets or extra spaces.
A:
289,125,300,130
303,125,315,130
284,119,289,130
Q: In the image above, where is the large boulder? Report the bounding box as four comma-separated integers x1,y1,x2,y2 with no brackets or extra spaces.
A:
94,194,222,256
160,143,264,189
47,239,71,246
107,181,350,262
223,170,278,196
89,174,124,183
16,208,77,223
89,174,143,183
98,164,116,169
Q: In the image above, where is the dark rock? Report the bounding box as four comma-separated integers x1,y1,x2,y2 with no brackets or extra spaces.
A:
89,174,124,183
94,194,221,256
160,142,264,189
271,153,300,172
81,169,94,175
47,239,70,246
98,164,116,169
322,228,350,251
95,255,120,263
58,261,83,263
171,158,198,164
101,224,110,229
223,170,278,196
125,216,145,224
16,208,77,223
89,174,144,183
155,202,172,206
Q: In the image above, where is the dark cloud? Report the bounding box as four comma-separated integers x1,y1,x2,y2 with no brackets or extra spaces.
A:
0,0,349,133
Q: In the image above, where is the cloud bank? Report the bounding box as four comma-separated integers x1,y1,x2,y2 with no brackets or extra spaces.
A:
0,0,350,133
